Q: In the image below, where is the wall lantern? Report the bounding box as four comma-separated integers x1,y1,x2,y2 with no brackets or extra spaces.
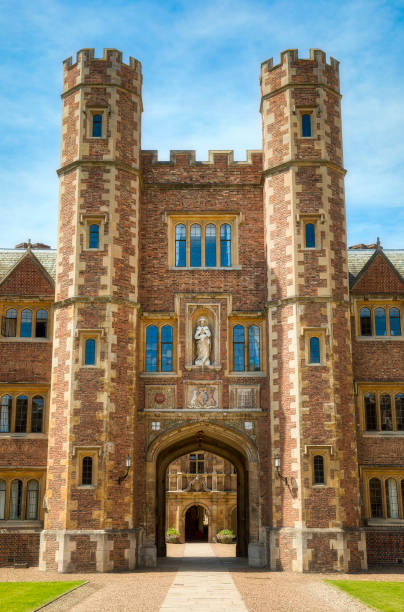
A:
274,455,288,486
117,455,131,485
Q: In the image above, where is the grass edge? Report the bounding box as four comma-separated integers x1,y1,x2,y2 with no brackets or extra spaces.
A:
32,581,88,612
323,580,381,612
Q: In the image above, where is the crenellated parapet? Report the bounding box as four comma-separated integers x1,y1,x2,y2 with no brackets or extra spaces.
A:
62,48,142,95
141,149,262,166
260,48,340,98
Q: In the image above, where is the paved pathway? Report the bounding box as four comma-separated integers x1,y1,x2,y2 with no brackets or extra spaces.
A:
159,543,247,611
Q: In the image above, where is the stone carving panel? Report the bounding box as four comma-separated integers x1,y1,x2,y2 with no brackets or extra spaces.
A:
145,385,176,410
229,385,260,410
185,382,221,410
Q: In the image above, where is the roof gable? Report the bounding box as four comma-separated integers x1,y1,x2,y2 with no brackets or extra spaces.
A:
351,249,404,294
0,250,55,296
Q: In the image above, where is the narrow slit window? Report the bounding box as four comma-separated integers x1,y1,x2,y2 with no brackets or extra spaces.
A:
92,114,102,137
190,224,201,267
395,393,404,431
369,478,383,517
305,223,316,248
89,224,100,249
35,309,48,338
20,309,32,337
313,455,325,484
380,394,393,431
3,309,17,337
248,325,260,371
364,393,377,430
82,456,93,485
385,478,399,518
26,480,39,520
0,480,6,520
175,224,186,267
301,114,312,137
146,325,158,372
360,307,372,336
205,224,216,267
220,224,231,267
31,396,44,433
84,339,96,365
233,325,245,371
0,395,12,433
9,479,23,520
309,337,320,364
375,308,386,336
15,395,28,433
161,325,173,372
389,308,401,336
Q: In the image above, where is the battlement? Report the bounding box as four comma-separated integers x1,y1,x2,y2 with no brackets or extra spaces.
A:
141,149,262,167
261,48,339,74
63,48,141,72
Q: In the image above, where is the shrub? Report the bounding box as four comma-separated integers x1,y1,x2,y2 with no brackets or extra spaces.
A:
166,527,180,543
217,529,235,543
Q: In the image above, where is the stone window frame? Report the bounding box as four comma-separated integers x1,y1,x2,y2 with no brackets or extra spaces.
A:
362,467,404,523
357,382,404,435
294,106,317,140
228,315,266,376
140,315,178,376
165,212,242,270
0,387,48,436
84,105,109,140
0,302,52,341
79,212,108,252
0,471,45,522
296,212,325,252
73,446,101,489
304,444,333,488
355,300,403,339
76,329,104,368
302,327,328,366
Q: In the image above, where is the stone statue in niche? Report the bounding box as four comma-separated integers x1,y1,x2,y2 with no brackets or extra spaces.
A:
194,317,211,366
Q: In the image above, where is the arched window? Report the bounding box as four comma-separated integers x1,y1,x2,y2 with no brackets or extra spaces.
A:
389,308,401,336
15,395,28,433
313,455,325,484
31,396,44,433
380,394,393,431
360,307,372,336
305,223,315,248
20,309,32,337
175,224,186,267
146,325,158,372
248,325,260,371
0,480,6,520
84,339,96,365
3,308,17,337
220,224,231,267
369,478,383,517
205,224,216,267
26,480,39,520
395,393,404,431
309,337,320,364
233,325,245,371
301,114,312,137
92,114,102,137
190,224,201,267
82,457,93,485
9,479,23,520
89,224,100,249
375,307,386,336
364,393,377,430
35,309,48,338
385,478,399,518
0,395,12,433
161,325,173,372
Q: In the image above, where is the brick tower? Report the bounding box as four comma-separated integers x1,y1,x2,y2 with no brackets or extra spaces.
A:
40,49,142,571
261,49,367,571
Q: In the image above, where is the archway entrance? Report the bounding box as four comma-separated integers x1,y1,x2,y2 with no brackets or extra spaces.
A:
185,505,208,542
144,421,263,566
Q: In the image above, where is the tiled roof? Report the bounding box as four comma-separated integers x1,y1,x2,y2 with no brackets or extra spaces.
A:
1,248,404,289
0,249,57,284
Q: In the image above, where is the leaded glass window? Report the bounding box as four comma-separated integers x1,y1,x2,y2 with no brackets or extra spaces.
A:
89,224,100,249
309,337,320,364
205,224,216,267
9,479,23,520
248,325,260,371
0,395,12,433
26,480,39,520
369,478,383,517
82,457,93,485
15,395,28,433
305,223,315,248
390,308,401,336
20,309,32,337
35,310,48,338
146,325,158,372
385,478,399,518
375,308,387,336
190,224,201,267
302,114,312,137
313,455,325,484
364,393,377,430
220,224,231,267
3,309,17,337
395,393,404,431
161,325,173,372
360,307,372,336
85,339,96,365
175,224,186,267
31,396,44,433
233,325,245,372
380,394,393,431
92,114,102,137
0,480,5,520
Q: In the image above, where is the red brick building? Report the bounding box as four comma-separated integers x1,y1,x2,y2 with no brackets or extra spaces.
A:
0,48,403,572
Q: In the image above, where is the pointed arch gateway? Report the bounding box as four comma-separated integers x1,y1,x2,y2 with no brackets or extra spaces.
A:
143,421,262,567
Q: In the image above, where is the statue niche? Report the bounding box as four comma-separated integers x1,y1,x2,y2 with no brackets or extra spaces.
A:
194,317,212,366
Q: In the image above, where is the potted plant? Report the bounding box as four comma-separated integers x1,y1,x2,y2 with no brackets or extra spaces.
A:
216,529,235,544
166,527,180,543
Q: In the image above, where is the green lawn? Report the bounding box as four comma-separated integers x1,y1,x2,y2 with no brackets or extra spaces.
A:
325,580,404,612
0,581,85,612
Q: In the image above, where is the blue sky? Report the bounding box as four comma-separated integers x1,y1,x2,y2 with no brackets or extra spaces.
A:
0,0,403,249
